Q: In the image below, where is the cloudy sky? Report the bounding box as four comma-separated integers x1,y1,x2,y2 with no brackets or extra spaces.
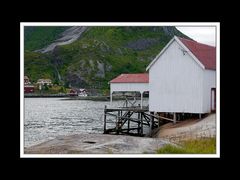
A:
176,27,216,46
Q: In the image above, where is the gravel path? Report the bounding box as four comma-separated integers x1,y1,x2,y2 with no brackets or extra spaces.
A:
155,113,216,142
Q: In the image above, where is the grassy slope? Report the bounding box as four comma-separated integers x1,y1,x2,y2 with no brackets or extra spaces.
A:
24,26,68,51
156,137,216,154
24,51,54,83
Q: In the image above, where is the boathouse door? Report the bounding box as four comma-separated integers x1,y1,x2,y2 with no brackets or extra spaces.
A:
211,88,216,112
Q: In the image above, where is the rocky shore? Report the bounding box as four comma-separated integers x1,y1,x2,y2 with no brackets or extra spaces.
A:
24,134,173,154
24,114,216,154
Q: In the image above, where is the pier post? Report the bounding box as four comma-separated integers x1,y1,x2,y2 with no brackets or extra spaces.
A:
140,92,143,109
110,92,112,105
150,112,154,130
173,113,176,124
104,105,107,133
127,113,130,133
118,110,121,131
141,113,143,135
137,112,140,134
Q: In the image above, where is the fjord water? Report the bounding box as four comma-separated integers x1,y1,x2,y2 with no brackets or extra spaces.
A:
24,98,148,147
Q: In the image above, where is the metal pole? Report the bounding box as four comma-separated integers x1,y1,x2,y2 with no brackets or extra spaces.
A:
110,92,112,105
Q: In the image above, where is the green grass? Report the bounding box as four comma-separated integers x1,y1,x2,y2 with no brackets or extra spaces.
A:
33,85,68,94
24,26,68,51
24,51,54,83
156,137,216,154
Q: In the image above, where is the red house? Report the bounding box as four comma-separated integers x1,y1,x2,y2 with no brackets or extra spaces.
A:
69,89,78,96
24,76,34,93
24,85,34,93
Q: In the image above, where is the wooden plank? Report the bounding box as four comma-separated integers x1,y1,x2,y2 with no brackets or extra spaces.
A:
108,114,149,126
142,113,151,121
105,127,140,133
119,128,140,131
118,132,140,136
106,107,148,112
116,116,147,123
118,119,128,129
127,119,149,126
105,112,117,117
150,111,154,130
144,113,175,122
142,114,150,126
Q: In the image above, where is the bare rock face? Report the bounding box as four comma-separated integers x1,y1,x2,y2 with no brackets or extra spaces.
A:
96,61,105,78
65,72,87,88
36,26,88,53
126,38,159,50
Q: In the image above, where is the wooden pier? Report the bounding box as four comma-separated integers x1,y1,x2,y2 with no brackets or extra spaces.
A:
103,105,175,136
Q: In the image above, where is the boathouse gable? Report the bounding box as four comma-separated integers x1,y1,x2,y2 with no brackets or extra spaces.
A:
110,73,149,108
147,36,216,113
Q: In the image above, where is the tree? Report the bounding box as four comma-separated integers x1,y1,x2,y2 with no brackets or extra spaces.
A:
44,84,49,91
64,82,70,88
60,86,66,93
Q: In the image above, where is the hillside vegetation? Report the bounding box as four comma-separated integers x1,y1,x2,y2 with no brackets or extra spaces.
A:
24,26,188,93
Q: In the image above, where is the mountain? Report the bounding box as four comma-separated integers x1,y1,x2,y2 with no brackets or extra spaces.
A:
24,26,189,92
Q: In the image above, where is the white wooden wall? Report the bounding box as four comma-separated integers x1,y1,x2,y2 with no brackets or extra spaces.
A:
202,70,216,113
149,40,206,113
110,83,149,94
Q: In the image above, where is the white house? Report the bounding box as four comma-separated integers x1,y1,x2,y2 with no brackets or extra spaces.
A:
110,73,149,108
146,36,216,114
37,79,52,86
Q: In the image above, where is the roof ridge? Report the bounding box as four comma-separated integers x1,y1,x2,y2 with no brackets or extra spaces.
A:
121,73,148,74
177,36,215,48
110,73,149,83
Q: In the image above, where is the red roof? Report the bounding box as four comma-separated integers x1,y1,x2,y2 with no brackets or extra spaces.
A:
110,73,149,83
178,37,216,70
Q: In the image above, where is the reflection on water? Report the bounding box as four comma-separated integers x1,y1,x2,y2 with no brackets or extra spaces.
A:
24,98,148,147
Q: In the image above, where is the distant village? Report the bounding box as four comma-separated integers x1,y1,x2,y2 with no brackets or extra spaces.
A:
24,76,87,96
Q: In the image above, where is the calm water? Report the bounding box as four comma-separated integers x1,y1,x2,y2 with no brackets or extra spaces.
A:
24,98,149,147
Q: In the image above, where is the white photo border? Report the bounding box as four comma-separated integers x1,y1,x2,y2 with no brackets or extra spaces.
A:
20,22,220,158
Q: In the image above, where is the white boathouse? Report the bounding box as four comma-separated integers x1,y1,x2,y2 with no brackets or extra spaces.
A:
109,36,216,115
146,36,216,114
110,73,149,108
106,36,216,134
